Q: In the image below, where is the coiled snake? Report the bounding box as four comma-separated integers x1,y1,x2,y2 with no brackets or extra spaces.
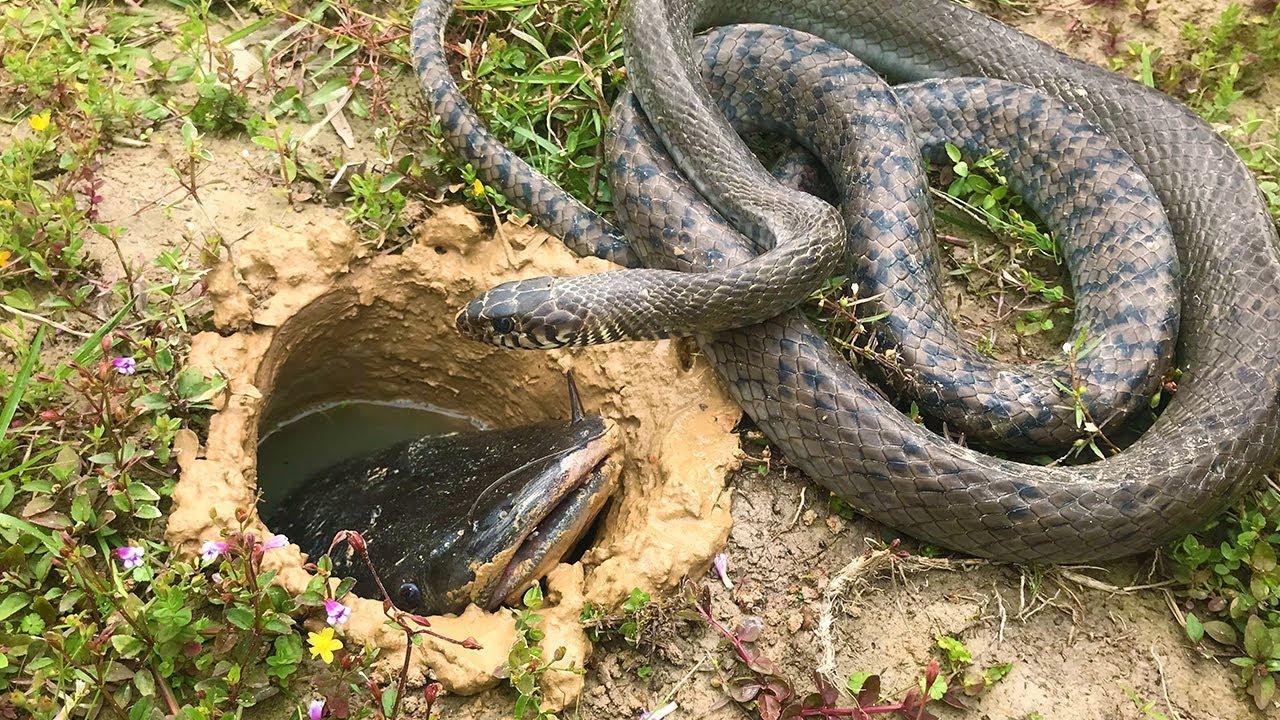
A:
410,0,1280,561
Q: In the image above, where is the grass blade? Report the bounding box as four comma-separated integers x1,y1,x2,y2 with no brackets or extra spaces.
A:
51,297,135,382
0,325,46,445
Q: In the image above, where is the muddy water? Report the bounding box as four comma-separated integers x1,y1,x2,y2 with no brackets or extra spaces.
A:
255,400,484,513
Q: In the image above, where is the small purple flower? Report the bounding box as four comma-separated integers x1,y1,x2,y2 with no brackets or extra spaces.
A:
324,599,351,626
200,540,228,563
112,356,137,375
713,552,733,590
115,545,144,569
263,534,289,550
307,698,325,720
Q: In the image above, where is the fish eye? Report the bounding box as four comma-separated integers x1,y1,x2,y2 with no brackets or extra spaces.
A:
397,581,423,608
491,316,515,334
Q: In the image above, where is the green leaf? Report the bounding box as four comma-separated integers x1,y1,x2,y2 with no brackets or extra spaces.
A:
70,493,94,524
154,347,175,372
0,326,45,445
1185,613,1204,643
174,367,207,398
1254,673,1276,710
381,686,397,717
1203,620,1237,645
982,662,1013,685
308,78,351,107
0,513,60,553
134,668,156,697
263,616,292,635
270,633,303,665
623,587,651,613
226,606,255,630
926,674,948,700
127,483,160,502
846,671,873,695
1246,615,1273,660
180,118,199,147
936,635,973,665
2,289,36,310
111,634,145,659
1252,542,1277,572
379,172,405,193
0,593,31,621
49,446,81,482
134,393,170,412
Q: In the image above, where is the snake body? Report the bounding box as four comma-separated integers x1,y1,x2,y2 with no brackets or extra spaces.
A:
616,25,1182,452
410,0,1280,561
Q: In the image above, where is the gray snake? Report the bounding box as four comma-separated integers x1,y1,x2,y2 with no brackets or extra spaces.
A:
410,0,1280,561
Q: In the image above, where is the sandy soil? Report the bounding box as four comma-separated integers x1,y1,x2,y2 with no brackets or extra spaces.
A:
64,0,1278,717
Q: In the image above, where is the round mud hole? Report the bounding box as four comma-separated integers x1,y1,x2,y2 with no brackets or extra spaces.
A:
170,215,741,701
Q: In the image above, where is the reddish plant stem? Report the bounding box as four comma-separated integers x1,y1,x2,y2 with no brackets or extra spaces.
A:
796,703,907,718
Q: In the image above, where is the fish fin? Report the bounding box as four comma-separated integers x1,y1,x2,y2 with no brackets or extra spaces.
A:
566,371,584,423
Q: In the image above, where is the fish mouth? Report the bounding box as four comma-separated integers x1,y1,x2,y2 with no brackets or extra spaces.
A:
480,422,618,610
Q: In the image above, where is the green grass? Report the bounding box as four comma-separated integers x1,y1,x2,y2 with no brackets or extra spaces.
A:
0,1,422,717
2,0,1279,717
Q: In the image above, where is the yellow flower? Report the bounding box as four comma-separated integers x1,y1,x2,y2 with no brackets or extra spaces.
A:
28,110,52,133
469,178,485,198
307,627,343,664
0,250,10,267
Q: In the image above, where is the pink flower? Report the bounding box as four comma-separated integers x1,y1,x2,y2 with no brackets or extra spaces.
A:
112,356,137,375
200,540,228,563
324,599,351,626
713,552,733,590
307,698,325,720
115,545,144,569
263,534,289,550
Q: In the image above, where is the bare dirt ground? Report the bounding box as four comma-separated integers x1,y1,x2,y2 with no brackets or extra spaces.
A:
77,0,1275,718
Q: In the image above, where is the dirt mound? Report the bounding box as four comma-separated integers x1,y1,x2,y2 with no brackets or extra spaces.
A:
165,206,742,704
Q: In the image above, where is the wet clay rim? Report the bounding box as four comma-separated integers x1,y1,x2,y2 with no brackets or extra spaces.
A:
163,206,741,707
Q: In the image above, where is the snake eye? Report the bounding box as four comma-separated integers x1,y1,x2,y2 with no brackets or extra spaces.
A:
397,581,423,608
491,316,515,335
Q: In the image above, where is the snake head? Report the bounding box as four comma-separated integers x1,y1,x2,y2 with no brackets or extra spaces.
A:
456,277,587,349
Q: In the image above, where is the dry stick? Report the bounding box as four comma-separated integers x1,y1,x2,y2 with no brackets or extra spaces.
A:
815,544,901,683
154,667,181,716
816,543,989,684
649,651,712,717
993,581,1007,648
785,486,807,531
1,303,92,337
1056,568,1175,594
1149,645,1184,720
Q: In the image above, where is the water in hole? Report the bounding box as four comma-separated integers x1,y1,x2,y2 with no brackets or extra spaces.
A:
256,400,483,514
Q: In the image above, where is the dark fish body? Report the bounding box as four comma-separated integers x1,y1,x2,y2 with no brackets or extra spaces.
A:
268,382,615,615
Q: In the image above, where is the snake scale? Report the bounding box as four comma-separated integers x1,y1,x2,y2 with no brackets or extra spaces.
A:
410,0,1280,561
